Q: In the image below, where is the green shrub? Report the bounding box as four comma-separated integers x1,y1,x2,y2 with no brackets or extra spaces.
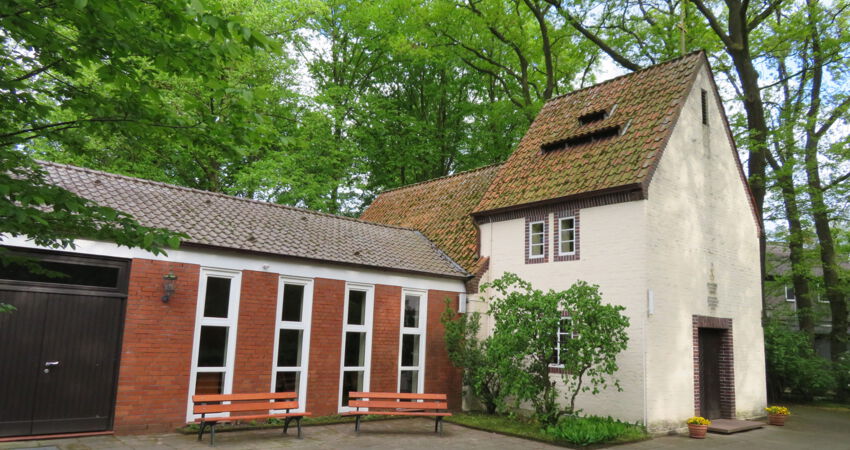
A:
545,415,647,446
764,318,836,401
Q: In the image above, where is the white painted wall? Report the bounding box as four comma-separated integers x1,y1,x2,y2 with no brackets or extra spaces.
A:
469,64,765,431
644,65,765,430
0,235,467,294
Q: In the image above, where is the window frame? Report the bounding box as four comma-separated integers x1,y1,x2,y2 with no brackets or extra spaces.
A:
528,220,545,259
397,289,428,394
270,276,314,414
785,285,796,302
549,315,578,369
186,267,242,422
557,216,577,256
338,282,375,412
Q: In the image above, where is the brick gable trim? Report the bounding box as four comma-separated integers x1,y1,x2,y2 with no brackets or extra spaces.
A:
692,315,735,419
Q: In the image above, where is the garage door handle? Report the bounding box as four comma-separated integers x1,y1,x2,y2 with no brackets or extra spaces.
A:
44,361,60,367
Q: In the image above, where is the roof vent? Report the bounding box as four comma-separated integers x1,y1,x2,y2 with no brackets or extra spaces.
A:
541,125,621,153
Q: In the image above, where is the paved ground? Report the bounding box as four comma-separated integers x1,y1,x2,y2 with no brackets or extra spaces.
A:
2,405,849,449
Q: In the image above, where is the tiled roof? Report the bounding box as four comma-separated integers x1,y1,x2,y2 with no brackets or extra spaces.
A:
360,165,501,273
472,51,705,214
40,162,468,279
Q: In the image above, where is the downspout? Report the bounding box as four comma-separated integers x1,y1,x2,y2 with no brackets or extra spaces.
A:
643,288,653,428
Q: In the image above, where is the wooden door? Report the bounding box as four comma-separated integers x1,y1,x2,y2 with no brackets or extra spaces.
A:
698,328,723,419
0,249,128,437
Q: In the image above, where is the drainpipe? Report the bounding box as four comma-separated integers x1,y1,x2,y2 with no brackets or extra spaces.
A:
643,288,654,427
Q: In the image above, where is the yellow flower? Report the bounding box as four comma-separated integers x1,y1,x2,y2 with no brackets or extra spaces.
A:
765,406,790,415
687,416,712,425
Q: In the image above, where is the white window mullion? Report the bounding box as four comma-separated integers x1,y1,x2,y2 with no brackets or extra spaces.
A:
398,289,427,394
339,283,374,412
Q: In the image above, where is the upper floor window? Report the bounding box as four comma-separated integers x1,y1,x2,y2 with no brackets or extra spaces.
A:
558,217,576,255
701,89,709,125
529,221,545,258
785,285,796,302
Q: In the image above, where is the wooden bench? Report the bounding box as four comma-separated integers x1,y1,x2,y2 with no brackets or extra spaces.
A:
342,392,452,434
192,392,311,445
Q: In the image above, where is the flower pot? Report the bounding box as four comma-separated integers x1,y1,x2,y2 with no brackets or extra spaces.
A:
768,414,787,426
688,424,708,439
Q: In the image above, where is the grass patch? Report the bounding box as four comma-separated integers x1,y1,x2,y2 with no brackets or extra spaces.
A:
793,401,850,413
445,413,649,448
176,414,408,434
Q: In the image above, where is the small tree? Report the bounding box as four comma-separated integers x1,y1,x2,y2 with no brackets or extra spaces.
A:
483,273,630,425
441,300,503,414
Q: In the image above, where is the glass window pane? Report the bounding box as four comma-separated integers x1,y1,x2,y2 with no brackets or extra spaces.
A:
561,241,574,254
344,332,366,367
204,277,231,318
198,326,228,367
0,260,120,288
404,295,420,328
277,329,303,367
347,290,366,325
341,370,364,406
532,233,543,245
561,218,574,230
195,372,224,395
400,370,419,394
282,284,305,322
531,223,543,234
275,371,300,394
401,334,420,367
531,244,543,256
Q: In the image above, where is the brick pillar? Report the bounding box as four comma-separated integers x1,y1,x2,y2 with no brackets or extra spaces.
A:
232,270,278,394
425,290,462,410
370,284,402,393
305,278,345,415
114,259,200,433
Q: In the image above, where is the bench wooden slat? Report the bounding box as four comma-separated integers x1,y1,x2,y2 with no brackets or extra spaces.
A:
193,392,297,402
194,412,312,423
343,411,452,417
349,392,446,401
195,401,299,414
348,400,447,410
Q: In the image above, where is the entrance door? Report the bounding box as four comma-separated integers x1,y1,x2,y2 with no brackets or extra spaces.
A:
698,328,723,419
0,249,128,437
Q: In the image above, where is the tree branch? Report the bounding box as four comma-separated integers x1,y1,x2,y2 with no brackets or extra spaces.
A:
688,0,735,48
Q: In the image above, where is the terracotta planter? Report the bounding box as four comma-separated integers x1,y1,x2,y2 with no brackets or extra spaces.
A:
768,414,788,426
688,424,708,439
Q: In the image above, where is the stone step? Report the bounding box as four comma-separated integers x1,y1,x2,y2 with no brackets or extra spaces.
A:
708,419,765,434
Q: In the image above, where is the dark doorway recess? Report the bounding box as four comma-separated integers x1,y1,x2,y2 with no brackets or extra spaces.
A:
698,328,723,419
0,247,129,438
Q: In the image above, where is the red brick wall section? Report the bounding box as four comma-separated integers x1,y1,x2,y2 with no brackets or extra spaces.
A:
233,270,278,394
305,278,345,415
425,290,463,410
371,285,401,393
113,259,200,433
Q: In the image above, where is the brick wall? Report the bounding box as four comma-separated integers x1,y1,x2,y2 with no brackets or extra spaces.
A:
305,278,345,416
425,290,462,410
233,270,278,394
113,259,200,433
371,285,401,393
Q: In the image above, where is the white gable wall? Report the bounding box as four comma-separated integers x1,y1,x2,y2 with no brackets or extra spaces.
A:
471,199,650,424
644,64,765,430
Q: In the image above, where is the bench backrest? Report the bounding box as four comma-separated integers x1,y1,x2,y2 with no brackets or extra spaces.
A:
347,392,448,411
192,392,299,415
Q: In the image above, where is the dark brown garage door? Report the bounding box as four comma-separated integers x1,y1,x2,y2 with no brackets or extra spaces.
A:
0,248,128,437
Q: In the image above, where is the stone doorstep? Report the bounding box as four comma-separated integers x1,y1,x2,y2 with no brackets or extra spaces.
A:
707,419,764,434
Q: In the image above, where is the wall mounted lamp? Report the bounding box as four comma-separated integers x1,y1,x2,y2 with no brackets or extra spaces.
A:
162,272,178,303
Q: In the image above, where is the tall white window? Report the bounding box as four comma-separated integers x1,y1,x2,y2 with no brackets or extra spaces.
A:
558,217,576,255
529,221,545,258
187,268,241,421
398,290,427,393
550,316,577,368
339,283,374,411
271,276,313,413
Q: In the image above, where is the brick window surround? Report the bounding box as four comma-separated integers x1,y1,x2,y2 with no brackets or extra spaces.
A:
554,210,580,262
692,315,735,419
525,215,549,264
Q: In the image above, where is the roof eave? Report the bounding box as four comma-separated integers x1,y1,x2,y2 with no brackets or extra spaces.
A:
180,241,471,281
470,183,644,219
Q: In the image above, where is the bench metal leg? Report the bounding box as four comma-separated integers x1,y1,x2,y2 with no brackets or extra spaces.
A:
197,421,207,441
297,417,303,439
283,417,292,435
435,417,443,435
209,423,216,446
355,415,361,433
